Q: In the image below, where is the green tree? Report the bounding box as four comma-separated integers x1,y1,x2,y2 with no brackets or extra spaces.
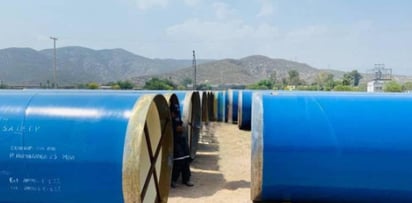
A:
384,81,402,92
342,73,352,86
402,82,412,91
333,85,354,91
316,72,335,90
197,83,212,90
181,77,193,88
144,77,176,90
351,70,363,86
111,84,121,89
247,79,273,90
342,70,363,86
87,82,100,89
117,80,134,89
288,70,301,85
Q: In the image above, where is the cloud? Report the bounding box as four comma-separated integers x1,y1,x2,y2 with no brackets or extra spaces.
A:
136,0,168,10
165,18,280,58
212,2,236,20
257,0,275,18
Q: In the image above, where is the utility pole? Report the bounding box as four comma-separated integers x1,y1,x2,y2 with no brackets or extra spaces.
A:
50,36,58,88
192,50,197,90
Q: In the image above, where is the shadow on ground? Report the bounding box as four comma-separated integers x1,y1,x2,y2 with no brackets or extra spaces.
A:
224,180,250,190
169,122,227,198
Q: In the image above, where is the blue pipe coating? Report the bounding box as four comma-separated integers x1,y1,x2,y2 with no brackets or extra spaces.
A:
224,90,229,122
251,92,412,202
216,91,226,122
0,91,173,203
227,89,239,124
237,90,253,130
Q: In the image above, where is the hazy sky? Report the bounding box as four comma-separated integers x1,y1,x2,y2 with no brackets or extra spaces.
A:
2,0,412,74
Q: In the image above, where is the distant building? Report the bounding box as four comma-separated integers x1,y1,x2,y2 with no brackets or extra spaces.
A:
367,80,384,92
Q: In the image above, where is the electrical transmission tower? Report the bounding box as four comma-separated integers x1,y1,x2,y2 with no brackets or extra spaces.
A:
369,64,392,81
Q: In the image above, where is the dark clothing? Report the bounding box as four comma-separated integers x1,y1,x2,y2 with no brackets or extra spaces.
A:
172,158,191,183
172,115,190,159
171,105,192,184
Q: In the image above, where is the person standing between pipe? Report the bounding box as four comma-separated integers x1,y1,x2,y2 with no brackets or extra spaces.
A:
171,104,194,188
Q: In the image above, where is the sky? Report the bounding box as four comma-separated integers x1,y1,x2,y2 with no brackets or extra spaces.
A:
1,0,412,74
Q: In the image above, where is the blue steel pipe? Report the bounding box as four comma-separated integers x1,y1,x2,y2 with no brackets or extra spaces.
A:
224,90,229,122
237,90,253,130
22,89,202,160
174,91,201,159
251,92,412,202
227,89,239,124
0,91,173,203
216,91,226,122
48,90,200,160
238,90,276,130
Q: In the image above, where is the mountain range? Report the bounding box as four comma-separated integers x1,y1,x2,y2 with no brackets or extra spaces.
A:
0,46,209,86
0,46,410,87
133,55,346,86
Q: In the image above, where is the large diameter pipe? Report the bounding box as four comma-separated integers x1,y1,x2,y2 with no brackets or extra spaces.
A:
238,90,275,131
23,89,201,161
207,91,215,122
216,91,226,122
224,90,229,122
175,91,201,159
0,91,173,203
212,91,219,121
227,89,239,124
200,91,208,123
237,90,253,130
251,93,412,202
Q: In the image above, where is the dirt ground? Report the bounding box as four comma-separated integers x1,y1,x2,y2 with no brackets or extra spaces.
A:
168,122,252,203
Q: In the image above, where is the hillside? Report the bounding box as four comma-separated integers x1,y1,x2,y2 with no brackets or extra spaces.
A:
1,47,412,87
133,55,346,86
0,48,53,85
0,46,210,86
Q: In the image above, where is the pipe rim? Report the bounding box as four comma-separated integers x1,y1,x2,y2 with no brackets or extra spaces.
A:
122,94,173,203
